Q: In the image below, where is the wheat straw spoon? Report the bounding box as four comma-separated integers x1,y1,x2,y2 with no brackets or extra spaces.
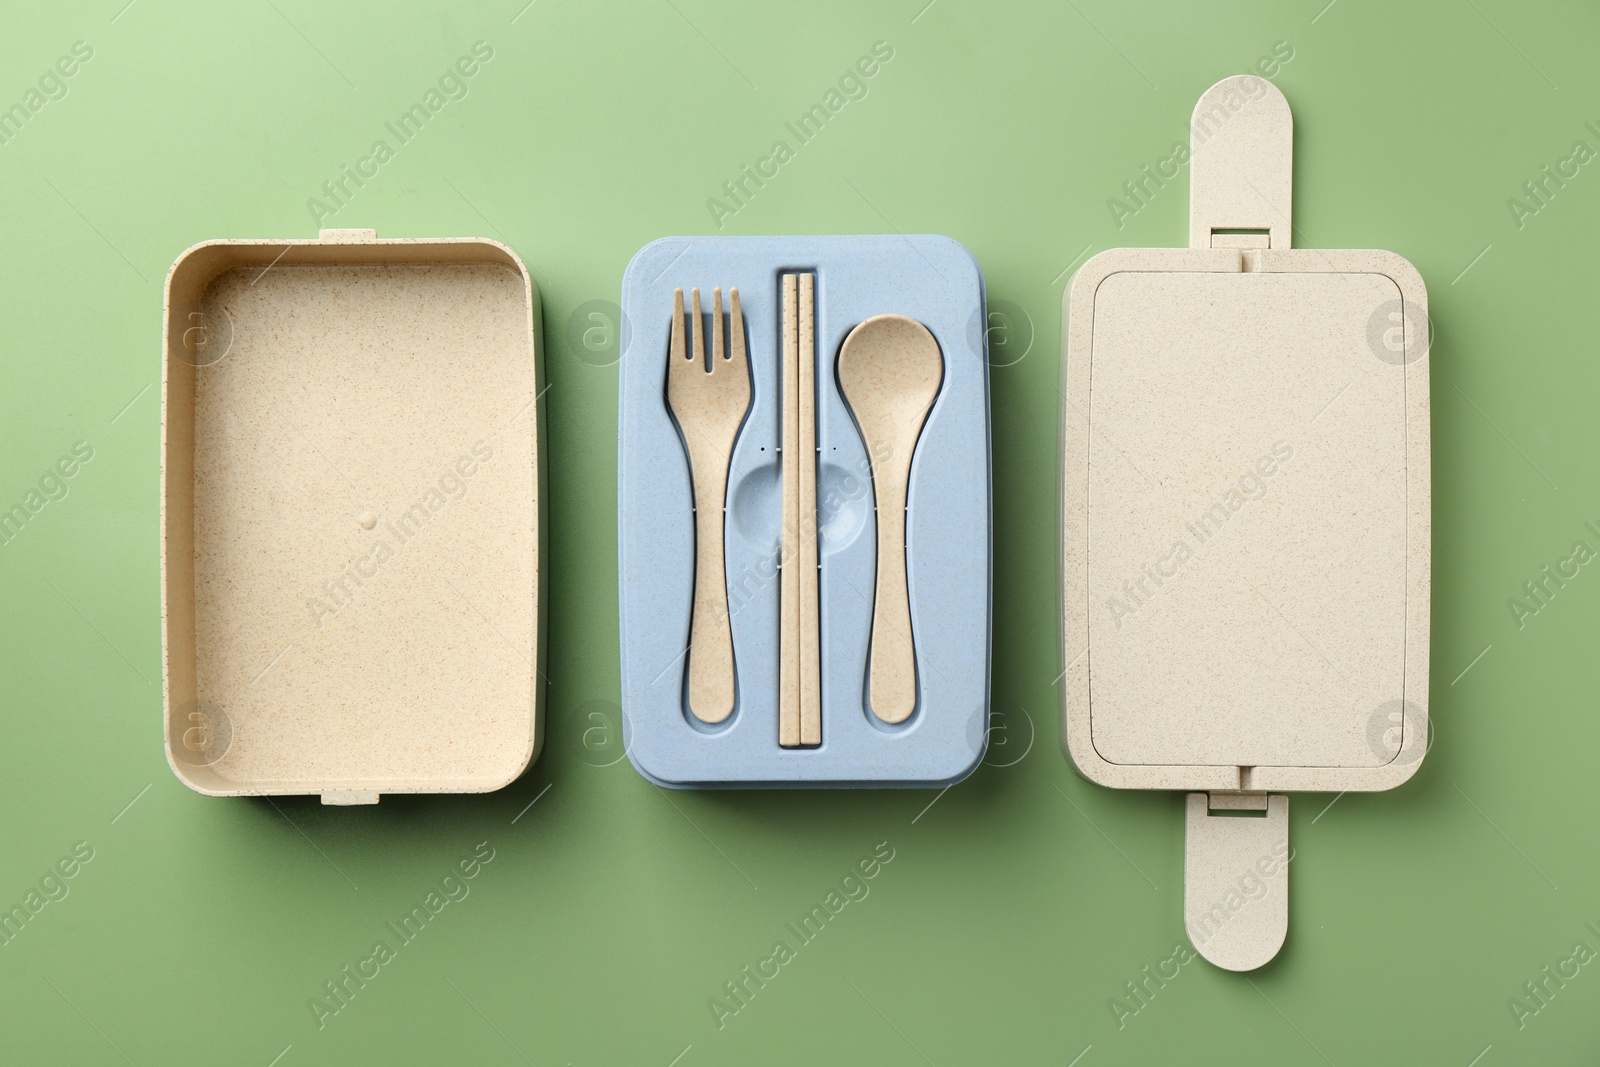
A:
837,315,943,724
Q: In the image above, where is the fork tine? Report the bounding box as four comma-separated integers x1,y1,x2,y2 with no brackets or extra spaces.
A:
712,287,724,367
690,288,705,370
729,287,746,371
671,288,685,363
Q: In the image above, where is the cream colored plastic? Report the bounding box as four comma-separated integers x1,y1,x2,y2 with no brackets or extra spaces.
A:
838,314,945,725
1061,77,1430,969
778,274,821,747
779,275,800,745
667,286,751,724
797,274,821,747
1184,794,1288,972
162,229,545,803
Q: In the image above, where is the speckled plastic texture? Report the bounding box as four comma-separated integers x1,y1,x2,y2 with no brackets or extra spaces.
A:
618,235,991,787
161,231,544,803
1060,79,1431,796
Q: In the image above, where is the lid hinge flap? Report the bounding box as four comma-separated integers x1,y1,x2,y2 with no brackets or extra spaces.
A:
1184,792,1289,971
1188,75,1293,251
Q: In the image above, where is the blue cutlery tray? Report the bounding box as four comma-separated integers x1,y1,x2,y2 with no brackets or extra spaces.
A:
617,235,991,787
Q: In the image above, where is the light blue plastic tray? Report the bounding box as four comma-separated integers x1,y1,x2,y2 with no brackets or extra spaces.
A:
618,235,990,787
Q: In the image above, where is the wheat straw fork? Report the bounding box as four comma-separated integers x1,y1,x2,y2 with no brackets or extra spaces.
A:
666,287,750,723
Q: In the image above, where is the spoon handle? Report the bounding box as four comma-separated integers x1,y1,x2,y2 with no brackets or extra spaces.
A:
869,441,917,723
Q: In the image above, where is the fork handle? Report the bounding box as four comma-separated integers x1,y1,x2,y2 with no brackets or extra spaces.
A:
686,439,737,723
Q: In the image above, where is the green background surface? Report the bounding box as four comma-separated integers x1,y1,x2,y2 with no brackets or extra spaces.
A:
0,0,1595,1063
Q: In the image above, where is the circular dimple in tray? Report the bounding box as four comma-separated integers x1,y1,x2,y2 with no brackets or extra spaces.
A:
618,235,991,787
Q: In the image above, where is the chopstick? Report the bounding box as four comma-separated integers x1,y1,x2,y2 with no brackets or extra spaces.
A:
797,274,820,746
780,275,801,747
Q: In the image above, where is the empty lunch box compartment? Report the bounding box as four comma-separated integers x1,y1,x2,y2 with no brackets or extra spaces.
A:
161,230,546,802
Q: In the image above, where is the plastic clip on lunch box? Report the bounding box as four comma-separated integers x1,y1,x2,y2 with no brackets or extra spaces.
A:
161,229,546,804
618,235,992,787
1061,77,1431,969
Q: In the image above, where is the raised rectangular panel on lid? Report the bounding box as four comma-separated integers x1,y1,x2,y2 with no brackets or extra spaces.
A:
162,229,544,803
1087,266,1408,769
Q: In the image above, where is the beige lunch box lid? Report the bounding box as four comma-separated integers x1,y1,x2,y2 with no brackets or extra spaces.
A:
1061,78,1430,969
161,229,545,805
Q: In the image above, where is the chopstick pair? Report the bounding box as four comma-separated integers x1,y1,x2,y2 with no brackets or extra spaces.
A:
779,273,821,748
